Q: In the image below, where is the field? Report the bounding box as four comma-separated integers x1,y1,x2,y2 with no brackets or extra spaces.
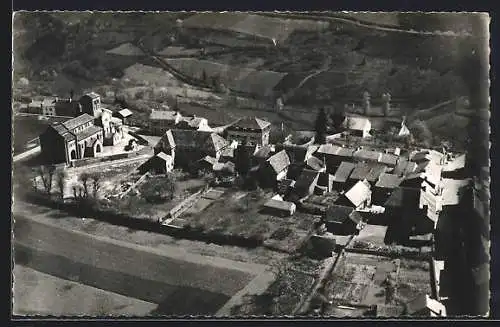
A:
13,264,157,316
324,252,432,312
182,12,329,43
180,188,317,253
13,115,69,154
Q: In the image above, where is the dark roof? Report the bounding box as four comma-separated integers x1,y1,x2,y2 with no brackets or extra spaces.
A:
379,153,399,166
306,156,325,171
253,145,274,159
267,150,291,174
325,205,362,225
410,150,430,163
76,125,103,141
295,169,320,189
384,187,420,208
277,144,309,162
117,109,133,118
155,130,176,150
376,173,403,189
168,130,228,152
229,116,271,130
333,161,356,183
317,172,333,187
353,149,382,162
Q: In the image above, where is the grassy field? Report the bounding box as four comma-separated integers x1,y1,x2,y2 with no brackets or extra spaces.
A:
13,265,157,316
13,115,70,154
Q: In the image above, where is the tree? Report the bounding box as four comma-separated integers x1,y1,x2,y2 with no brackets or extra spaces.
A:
408,119,433,147
314,108,327,144
55,169,67,199
79,172,91,198
37,165,56,195
91,173,101,198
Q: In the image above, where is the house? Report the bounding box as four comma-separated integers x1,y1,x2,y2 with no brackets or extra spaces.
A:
316,144,355,173
197,155,218,172
306,156,326,172
332,161,356,187
374,173,403,204
219,146,235,163
258,150,291,188
406,294,446,317
277,178,295,197
379,153,399,167
353,149,382,163
39,113,104,165
349,162,386,185
293,169,320,200
262,198,297,217
113,108,133,125
154,129,229,169
27,98,57,116
226,116,271,146
323,205,364,235
336,180,372,210
176,115,211,132
343,116,371,138
137,152,174,174
149,110,183,135
252,145,275,167
54,98,83,117
315,172,334,195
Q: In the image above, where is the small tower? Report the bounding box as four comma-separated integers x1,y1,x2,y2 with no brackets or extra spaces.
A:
382,92,391,116
362,91,371,116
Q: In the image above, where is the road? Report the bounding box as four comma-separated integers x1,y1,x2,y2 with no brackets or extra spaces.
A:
13,215,262,316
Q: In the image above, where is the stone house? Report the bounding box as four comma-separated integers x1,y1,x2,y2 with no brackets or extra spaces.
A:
226,116,271,146
258,149,291,189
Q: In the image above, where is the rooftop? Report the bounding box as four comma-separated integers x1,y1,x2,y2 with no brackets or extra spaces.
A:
263,198,296,211
344,180,371,208
353,149,382,162
325,205,363,225
156,152,173,162
344,116,371,131
150,110,180,121
306,156,326,171
267,150,291,174
379,153,399,166
333,161,356,183
375,173,403,189
384,187,420,208
229,116,271,130
117,108,133,118
76,125,102,141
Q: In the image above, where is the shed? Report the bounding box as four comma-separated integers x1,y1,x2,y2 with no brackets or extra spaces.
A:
138,152,174,175
324,205,363,235
262,198,297,217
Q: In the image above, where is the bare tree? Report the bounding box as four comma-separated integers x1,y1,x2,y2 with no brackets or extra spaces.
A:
79,172,91,197
91,173,101,198
37,165,56,195
55,169,67,199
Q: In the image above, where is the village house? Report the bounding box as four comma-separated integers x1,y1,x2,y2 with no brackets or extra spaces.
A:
353,148,383,163
348,162,387,186
154,129,229,169
316,144,355,173
378,152,399,167
113,108,133,125
306,155,326,172
39,113,104,165
27,98,57,116
323,205,364,235
176,115,212,132
292,169,320,200
251,145,275,168
405,294,447,317
54,97,83,117
258,149,291,189
226,116,271,146
149,110,183,135
137,152,174,175
336,179,372,210
332,161,356,188
374,173,403,204
343,116,371,138
262,197,297,217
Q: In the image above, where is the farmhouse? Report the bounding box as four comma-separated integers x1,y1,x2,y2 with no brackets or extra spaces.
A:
324,205,364,235
405,294,447,317
226,116,271,146
149,110,183,135
258,149,291,188
262,198,297,217
343,116,371,138
336,180,372,210
154,129,229,168
39,113,104,165
138,152,174,175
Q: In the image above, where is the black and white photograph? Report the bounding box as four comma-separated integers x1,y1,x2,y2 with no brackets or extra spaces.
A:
11,11,491,318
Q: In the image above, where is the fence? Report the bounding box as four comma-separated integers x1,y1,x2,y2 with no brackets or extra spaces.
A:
166,188,204,220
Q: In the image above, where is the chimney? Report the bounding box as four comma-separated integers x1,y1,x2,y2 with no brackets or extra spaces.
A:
362,91,371,115
382,92,391,116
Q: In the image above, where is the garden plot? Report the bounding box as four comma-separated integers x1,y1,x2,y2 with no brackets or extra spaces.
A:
324,252,432,311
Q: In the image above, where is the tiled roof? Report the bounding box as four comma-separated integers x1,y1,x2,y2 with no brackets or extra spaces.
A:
156,129,227,153
63,113,95,131
267,150,290,174
209,133,229,153
317,144,343,155
384,187,420,208
199,155,218,166
410,150,430,162
150,110,180,121
155,130,176,150
344,180,371,208
263,198,296,211
220,146,235,158
376,173,403,189
230,116,271,130
349,163,372,181
365,164,387,183
295,169,320,188
76,125,102,141
379,153,399,166
333,161,356,183
325,205,362,224
393,159,417,176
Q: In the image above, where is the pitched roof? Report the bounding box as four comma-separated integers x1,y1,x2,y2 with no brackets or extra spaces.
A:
393,159,416,176
379,153,399,166
165,130,227,152
306,156,325,171
317,172,334,187
156,152,173,162
253,145,274,159
333,161,356,183
199,155,218,166
376,173,403,189
410,150,430,162
209,133,229,153
267,150,291,174
344,116,371,131
220,146,235,158
63,113,95,131
384,187,420,208
325,205,363,225
406,294,446,316
295,169,320,189
344,180,371,208
263,198,296,211
349,162,372,181
150,110,180,121
117,108,133,118
155,130,176,150
76,125,102,141
317,144,343,155
353,149,382,162
230,116,271,130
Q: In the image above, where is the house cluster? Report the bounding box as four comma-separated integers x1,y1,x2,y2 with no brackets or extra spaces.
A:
39,92,133,165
